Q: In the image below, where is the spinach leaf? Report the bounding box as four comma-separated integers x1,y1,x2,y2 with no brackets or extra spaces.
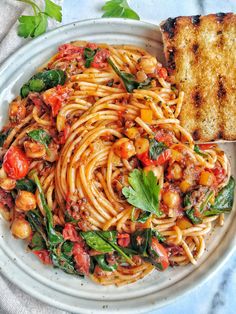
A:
16,178,36,193
20,69,66,98
29,232,46,251
33,173,63,246
194,145,207,157
26,210,48,245
50,249,81,275
185,208,202,224
0,129,11,147
108,58,151,92
81,230,134,265
122,169,161,216
130,229,152,256
131,208,151,223
149,139,167,160
94,255,117,272
212,176,235,211
84,47,97,68
61,241,74,256
81,231,115,253
28,129,52,155
152,229,165,243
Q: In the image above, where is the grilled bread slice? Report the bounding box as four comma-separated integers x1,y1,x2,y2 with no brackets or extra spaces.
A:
160,13,236,142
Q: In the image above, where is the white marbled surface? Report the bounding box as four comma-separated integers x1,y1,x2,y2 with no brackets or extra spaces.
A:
62,1,236,314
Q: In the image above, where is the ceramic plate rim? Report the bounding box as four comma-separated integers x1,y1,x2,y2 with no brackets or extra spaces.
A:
0,18,235,314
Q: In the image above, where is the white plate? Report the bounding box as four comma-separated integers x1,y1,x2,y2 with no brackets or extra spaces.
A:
0,18,235,314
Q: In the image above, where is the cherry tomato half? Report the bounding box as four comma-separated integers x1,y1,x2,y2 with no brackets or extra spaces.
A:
62,223,80,242
117,233,130,247
149,238,169,271
33,250,52,265
198,143,216,150
137,149,171,167
73,243,90,275
3,146,29,179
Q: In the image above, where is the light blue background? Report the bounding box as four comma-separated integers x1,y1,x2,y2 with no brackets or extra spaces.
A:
62,1,236,314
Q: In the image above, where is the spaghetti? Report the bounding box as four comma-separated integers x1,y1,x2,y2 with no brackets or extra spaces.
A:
0,41,234,286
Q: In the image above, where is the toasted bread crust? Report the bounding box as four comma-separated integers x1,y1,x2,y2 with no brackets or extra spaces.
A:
160,13,236,142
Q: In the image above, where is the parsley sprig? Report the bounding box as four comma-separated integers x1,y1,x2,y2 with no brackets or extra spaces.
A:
102,0,140,20
17,0,62,38
122,169,162,216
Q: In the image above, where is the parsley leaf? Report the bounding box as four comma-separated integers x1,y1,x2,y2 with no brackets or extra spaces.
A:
45,0,62,22
102,0,140,20
122,169,161,216
149,139,167,160
17,0,62,39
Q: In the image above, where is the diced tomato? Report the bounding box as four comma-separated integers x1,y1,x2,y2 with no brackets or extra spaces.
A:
62,223,80,242
117,233,130,247
157,67,168,80
156,149,171,165
73,242,90,275
155,129,174,146
43,85,70,117
3,146,29,180
57,44,84,59
198,143,216,150
33,250,52,265
91,49,110,68
150,238,169,271
86,43,98,50
137,149,171,166
210,165,226,184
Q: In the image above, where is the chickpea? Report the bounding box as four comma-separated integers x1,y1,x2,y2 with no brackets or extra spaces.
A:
135,138,149,155
163,190,181,209
169,163,182,180
9,99,26,123
136,70,147,82
24,141,46,158
0,204,11,221
11,218,32,239
0,167,16,190
144,165,162,180
139,56,157,74
15,190,36,211
113,138,136,159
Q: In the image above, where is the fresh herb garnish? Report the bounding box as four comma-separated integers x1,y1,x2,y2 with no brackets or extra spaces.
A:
131,208,151,223
107,58,151,92
194,145,208,157
204,176,235,216
28,129,52,155
29,232,46,251
20,69,66,98
16,178,36,193
122,169,161,216
81,230,134,265
149,139,167,160
17,0,62,39
84,47,97,68
33,173,63,246
102,0,140,20
185,208,202,224
94,255,118,272
0,129,11,147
